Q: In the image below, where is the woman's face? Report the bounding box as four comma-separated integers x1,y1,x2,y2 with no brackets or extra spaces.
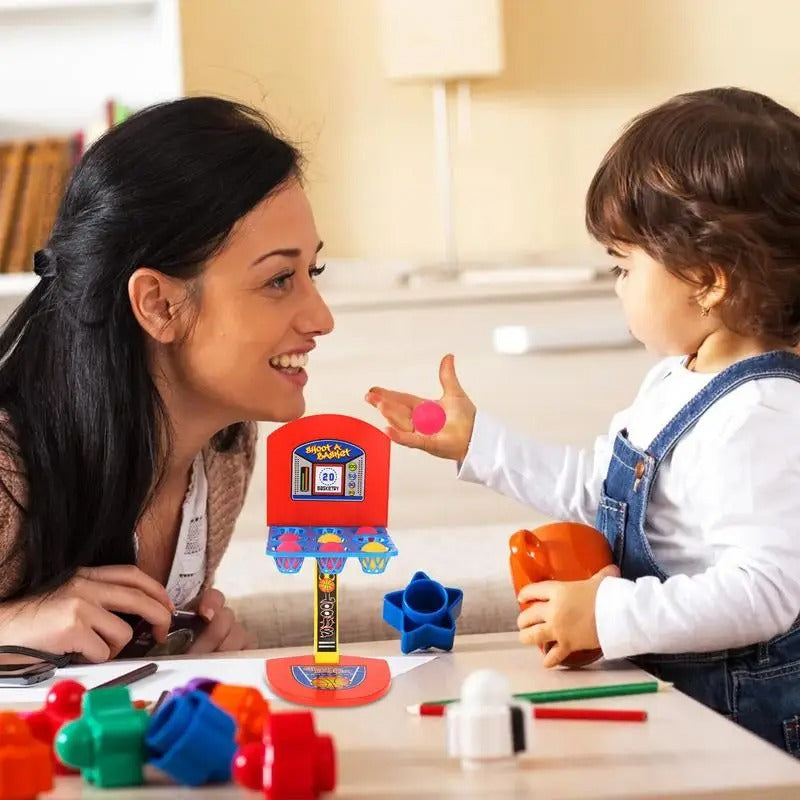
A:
178,180,334,423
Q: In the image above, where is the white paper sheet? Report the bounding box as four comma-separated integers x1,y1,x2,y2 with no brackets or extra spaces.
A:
0,654,436,704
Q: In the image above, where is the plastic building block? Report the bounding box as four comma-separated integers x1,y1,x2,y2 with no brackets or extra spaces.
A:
411,400,446,435
0,712,53,800
232,710,336,800
446,669,532,770
509,523,612,667
54,686,149,788
183,676,219,693
208,683,269,745
382,571,463,654
20,679,85,775
266,526,398,575
170,677,218,698
146,690,237,786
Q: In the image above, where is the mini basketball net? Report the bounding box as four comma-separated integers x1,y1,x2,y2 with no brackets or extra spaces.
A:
264,414,397,707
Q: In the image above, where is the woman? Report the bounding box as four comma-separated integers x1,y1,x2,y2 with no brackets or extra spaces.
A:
0,97,334,661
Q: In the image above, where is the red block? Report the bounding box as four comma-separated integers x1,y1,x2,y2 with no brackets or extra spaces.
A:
20,679,85,775
232,710,336,800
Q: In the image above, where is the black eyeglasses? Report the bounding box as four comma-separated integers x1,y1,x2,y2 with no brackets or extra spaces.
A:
0,645,72,671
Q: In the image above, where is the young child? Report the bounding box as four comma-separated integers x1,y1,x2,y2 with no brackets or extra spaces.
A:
366,87,800,756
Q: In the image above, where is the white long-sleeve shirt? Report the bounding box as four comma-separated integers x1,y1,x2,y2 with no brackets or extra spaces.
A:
458,357,800,659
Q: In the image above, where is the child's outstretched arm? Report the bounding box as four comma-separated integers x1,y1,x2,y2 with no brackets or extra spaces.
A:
366,353,609,525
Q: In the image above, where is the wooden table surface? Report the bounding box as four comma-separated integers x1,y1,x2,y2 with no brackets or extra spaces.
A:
10,632,800,799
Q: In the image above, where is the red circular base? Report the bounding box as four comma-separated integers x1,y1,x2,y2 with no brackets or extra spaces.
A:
265,655,391,708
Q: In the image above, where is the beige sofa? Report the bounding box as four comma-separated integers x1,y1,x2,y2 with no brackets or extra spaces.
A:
217,270,657,650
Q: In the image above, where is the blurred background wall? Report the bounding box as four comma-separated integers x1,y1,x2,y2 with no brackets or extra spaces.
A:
181,0,800,264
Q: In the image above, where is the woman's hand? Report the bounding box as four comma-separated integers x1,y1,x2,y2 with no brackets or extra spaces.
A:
0,565,174,663
516,565,620,667
189,588,252,653
365,354,477,461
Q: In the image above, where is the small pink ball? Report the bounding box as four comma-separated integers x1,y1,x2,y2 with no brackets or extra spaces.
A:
412,400,446,435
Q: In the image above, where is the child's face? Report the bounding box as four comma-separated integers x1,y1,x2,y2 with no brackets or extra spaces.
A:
610,245,713,356
177,179,334,423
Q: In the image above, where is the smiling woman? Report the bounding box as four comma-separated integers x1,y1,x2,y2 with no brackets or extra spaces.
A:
0,97,334,663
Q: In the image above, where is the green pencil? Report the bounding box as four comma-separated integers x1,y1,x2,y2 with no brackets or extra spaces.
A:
408,679,670,714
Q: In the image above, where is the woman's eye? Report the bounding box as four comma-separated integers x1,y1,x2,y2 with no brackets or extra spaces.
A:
610,265,629,279
265,263,325,291
266,271,294,291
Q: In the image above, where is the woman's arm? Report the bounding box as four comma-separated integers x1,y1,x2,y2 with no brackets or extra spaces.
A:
0,436,28,600
0,432,173,660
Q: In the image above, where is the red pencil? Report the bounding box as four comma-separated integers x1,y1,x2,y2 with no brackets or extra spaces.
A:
534,707,647,722
408,704,647,722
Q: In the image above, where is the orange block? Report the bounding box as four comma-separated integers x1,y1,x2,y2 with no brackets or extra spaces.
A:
209,684,269,745
0,712,53,800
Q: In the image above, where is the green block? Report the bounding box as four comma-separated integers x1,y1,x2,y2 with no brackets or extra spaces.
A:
55,686,149,788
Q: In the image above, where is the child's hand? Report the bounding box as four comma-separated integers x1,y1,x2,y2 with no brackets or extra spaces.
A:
516,565,620,668
189,588,253,653
365,354,477,461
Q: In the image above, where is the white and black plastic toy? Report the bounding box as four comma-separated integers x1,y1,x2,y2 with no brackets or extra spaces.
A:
445,669,532,769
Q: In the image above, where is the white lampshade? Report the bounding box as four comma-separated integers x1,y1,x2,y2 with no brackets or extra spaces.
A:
379,0,504,82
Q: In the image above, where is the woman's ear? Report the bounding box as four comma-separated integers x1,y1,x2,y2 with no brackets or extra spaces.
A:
128,268,192,344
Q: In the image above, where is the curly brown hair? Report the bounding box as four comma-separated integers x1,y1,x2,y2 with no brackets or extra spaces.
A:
586,87,800,345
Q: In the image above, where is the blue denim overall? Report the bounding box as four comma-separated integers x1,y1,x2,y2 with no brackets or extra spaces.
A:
595,351,800,756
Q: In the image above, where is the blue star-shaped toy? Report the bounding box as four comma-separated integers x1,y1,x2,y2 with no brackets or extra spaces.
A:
382,571,463,654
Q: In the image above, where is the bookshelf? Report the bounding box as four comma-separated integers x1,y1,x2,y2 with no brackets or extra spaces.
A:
0,0,181,133
0,0,182,289
0,0,155,9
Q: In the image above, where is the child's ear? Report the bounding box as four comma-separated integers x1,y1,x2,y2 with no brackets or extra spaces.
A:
127,268,191,344
698,265,728,312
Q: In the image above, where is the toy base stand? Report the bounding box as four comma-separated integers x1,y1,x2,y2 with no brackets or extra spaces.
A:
265,655,391,708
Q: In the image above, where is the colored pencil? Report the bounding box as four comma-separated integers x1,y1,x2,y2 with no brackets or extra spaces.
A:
92,661,158,690
151,690,171,714
409,679,669,711
409,704,647,722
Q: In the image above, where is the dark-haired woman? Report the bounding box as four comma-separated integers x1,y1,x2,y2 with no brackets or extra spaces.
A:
0,97,333,660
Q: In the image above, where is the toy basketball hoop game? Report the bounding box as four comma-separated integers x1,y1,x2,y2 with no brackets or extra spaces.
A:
264,414,398,707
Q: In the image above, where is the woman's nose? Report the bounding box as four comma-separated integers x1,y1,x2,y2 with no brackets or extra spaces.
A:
299,285,334,337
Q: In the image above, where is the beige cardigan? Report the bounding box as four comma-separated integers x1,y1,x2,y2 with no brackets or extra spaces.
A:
0,422,257,599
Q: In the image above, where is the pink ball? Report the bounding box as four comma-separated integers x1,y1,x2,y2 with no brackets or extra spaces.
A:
412,400,446,435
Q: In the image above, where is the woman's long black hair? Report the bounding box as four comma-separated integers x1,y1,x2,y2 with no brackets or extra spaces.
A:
0,97,301,598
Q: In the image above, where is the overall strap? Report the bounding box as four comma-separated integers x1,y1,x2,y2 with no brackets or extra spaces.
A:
647,351,800,463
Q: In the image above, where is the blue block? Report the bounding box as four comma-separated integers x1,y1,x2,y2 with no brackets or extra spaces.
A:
146,691,237,786
382,571,463,654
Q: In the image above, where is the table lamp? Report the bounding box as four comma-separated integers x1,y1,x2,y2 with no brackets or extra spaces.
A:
378,0,505,266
